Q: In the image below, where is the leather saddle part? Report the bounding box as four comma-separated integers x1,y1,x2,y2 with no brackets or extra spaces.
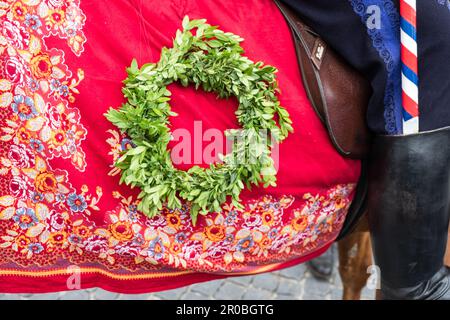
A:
275,0,372,159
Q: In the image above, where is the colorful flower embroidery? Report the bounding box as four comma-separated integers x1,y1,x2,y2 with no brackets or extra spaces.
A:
24,14,42,30
66,193,87,212
13,207,38,230
0,0,105,268
0,1,357,275
1,1,88,171
28,243,44,254
11,94,38,120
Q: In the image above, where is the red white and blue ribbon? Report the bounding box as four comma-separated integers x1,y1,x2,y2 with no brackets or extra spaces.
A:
400,0,419,134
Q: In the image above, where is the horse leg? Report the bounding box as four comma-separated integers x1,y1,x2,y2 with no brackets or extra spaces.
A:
338,216,373,300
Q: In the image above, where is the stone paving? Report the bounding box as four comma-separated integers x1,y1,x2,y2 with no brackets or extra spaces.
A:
0,251,375,300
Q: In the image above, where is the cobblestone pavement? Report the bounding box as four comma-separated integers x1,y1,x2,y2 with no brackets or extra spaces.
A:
0,247,375,300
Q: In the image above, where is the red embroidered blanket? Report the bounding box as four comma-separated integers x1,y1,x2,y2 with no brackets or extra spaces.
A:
0,0,360,293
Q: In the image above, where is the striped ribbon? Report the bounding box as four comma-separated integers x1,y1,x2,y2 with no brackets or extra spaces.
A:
400,0,419,134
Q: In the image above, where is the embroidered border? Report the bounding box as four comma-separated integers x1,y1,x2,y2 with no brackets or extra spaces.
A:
349,0,402,134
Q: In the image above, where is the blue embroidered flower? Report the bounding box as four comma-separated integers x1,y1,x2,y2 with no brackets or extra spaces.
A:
11,95,38,121
13,207,38,230
224,210,238,225
65,24,78,37
175,232,187,243
30,192,44,203
28,243,44,254
224,216,236,225
133,233,145,246
50,79,61,91
236,236,254,253
268,228,279,239
227,210,238,218
126,204,139,222
28,79,40,91
148,237,165,260
68,234,82,245
29,138,44,152
120,138,135,151
67,193,88,212
59,85,70,97
128,204,137,213
224,234,234,243
24,14,42,30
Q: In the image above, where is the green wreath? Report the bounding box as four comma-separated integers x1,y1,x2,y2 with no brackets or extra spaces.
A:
105,16,293,223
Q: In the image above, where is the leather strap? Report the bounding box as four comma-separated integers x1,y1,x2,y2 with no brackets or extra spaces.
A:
275,0,372,159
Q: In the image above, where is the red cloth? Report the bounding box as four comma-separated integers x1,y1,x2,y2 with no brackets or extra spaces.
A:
0,0,360,293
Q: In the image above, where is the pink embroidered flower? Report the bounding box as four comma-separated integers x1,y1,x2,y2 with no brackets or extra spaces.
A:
270,234,290,251
183,242,203,260
66,3,85,25
48,0,65,8
1,20,30,49
48,212,66,231
84,236,109,253
115,244,140,257
243,214,262,228
207,244,230,259
9,175,28,199
145,215,166,228
1,55,26,85
8,144,34,168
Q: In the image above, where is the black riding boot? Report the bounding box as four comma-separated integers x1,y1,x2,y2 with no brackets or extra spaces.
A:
368,127,450,300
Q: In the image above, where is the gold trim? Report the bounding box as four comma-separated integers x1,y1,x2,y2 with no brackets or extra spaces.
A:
0,263,281,280
0,267,193,280
214,263,281,276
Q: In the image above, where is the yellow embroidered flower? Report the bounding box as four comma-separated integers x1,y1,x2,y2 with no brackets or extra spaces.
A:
15,235,31,249
48,231,67,246
12,2,27,20
73,225,91,238
169,242,182,254
109,221,133,241
261,210,275,226
47,9,65,27
259,235,272,249
204,224,226,242
291,215,308,232
30,54,53,79
51,129,67,147
17,127,31,143
166,213,181,229
35,171,57,192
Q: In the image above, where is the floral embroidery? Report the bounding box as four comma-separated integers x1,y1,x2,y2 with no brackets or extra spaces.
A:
0,141,355,272
0,1,357,275
13,207,38,230
66,193,87,213
11,94,38,120
1,1,87,171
